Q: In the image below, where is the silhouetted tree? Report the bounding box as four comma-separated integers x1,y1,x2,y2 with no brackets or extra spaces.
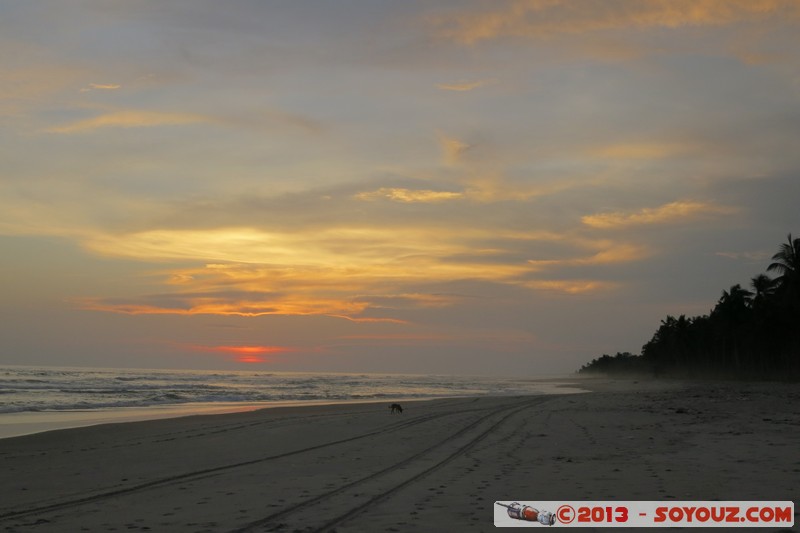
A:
578,352,648,375
710,285,753,373
767,233,800,296
579,233,799,380
766,234,800,374
750,274,776,308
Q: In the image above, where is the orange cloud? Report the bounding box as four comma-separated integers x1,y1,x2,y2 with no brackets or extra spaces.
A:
85,227,465,264
328,315,410,324
47,110,206,133
80,82,122,92
82,227,541,289
527,241,650,270
75,224,643,318
582,201,737,229
76,295,371,318
353,180,573,203
431,0,799,44
589,142,696,160
522,279,619,294
355,187,464,203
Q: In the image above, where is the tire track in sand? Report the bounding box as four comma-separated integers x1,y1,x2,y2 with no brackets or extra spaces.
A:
0,400,500,524
231,396,553,532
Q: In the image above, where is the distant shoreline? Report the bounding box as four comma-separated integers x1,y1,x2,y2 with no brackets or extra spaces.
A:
0,397,444,440
0,379,590,440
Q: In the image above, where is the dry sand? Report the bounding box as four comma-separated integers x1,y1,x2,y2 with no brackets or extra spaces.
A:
0,379,797,532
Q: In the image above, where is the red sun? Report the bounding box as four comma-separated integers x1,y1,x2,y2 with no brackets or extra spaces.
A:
184,344,295,363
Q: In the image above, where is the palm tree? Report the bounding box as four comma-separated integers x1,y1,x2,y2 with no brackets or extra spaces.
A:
750,273,776,307
715,284,753,312
766,233,800,376
712,285,754,372
766,233,800,295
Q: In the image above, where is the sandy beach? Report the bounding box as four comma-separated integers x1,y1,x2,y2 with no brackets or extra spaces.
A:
0,379,797,532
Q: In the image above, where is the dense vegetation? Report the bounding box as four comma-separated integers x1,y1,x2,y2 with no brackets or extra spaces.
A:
579,234,800,380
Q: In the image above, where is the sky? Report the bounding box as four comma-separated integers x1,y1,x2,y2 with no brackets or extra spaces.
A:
1,0,799,375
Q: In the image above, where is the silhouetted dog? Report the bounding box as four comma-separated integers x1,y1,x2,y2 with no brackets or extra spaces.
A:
390,403,403,414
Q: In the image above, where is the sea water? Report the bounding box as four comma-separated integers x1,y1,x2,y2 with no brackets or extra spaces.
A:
0,366,583,438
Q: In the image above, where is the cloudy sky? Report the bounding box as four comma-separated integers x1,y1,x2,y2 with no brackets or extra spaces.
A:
1,0,798,374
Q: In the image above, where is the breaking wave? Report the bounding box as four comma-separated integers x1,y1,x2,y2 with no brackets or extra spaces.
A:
0,366,571,415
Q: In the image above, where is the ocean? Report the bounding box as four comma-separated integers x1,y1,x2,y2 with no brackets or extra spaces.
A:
0,366,584,438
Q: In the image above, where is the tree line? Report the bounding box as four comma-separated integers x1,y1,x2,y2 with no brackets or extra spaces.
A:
578,234,800,380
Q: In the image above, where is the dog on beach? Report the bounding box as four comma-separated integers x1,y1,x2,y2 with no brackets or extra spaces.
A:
389,403,403,414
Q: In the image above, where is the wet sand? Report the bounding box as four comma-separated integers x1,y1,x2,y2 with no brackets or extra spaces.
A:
0,379,797,532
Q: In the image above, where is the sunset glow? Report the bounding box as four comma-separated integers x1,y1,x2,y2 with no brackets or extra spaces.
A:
1,1,797,374
184,345,297,364
211,346,293,355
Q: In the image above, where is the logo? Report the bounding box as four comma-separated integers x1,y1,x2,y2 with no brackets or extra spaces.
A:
495,502,556,526
494,501,794,528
